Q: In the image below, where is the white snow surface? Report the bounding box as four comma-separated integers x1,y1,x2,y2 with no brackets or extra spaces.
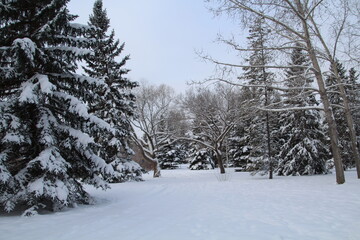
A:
1,168,359,240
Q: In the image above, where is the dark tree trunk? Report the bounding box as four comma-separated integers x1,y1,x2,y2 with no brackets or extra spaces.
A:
215,150,226,174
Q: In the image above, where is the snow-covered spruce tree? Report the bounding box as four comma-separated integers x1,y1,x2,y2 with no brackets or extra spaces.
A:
156,108,190,170
0,0,119,214
157,143,185,169
276,45,331,176
226,87,254,169
189,149,215,170
326,62,359,170
227,124,251,170
241,16,278,178
83,0,141,182
326,61,349,168
348,68,360,150
154,112,179,170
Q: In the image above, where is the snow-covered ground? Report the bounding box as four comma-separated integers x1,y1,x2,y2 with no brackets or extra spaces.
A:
1,168,360,240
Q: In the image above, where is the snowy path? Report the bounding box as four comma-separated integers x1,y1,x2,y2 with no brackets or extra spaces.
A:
1,168,360,240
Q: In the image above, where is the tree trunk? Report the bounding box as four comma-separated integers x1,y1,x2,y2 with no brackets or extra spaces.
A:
215,150,226,174
295,0,345,184
260,28,273,180
130,139,161,178
264,80,272,179
331,64,360,178
319,88,345,184
153,161,161,178
266,110,273,179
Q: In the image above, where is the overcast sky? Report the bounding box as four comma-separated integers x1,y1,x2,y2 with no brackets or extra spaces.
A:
68,0,241,92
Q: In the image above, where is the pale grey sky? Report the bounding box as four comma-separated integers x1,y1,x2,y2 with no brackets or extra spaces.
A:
68,0,241,92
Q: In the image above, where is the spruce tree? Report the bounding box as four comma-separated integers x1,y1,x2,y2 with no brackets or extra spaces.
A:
227,121,252,170
0,0,119,214
348,68,360,150
157,143,187,169
326,61,355,169
241,16,278,178
189,149,215,170
83,0,141,182
276,46,330,176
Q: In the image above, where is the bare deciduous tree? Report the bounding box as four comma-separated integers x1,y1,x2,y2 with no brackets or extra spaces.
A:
132,82,189,177
182,84,243,174
132,82,175,177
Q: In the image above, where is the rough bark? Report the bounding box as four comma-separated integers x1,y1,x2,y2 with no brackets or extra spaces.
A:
215,149,226,174
295,0,345,184
331,62,360,179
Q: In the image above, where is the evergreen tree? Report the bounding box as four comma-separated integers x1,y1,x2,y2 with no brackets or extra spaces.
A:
155,109,190,169
276,45,330,176
326,61,355,169
348,68,360,150
0,0,119,214
157,142,188,169
241,16,278,177
189,149,215,170
83,0,141,182
227,127,243,168
227,123,251,170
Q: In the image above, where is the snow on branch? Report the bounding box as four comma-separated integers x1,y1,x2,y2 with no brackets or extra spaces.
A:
84,174,109,190
2,131,28,145
83,150,114,177
45,46,92,57
61,126,94,147
49,73,106,87
68,23,92,31
37,74,56,94
29,147,69,175
54,92,89,117
19,81,38,103
12,38,36,62
201,54,317,73
53,35,94,45
52,92,114,132
19,74,56,103
28,177,69,203
0,152,12,183
175,137,215,150
204,77,320,93
258,105,324,112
